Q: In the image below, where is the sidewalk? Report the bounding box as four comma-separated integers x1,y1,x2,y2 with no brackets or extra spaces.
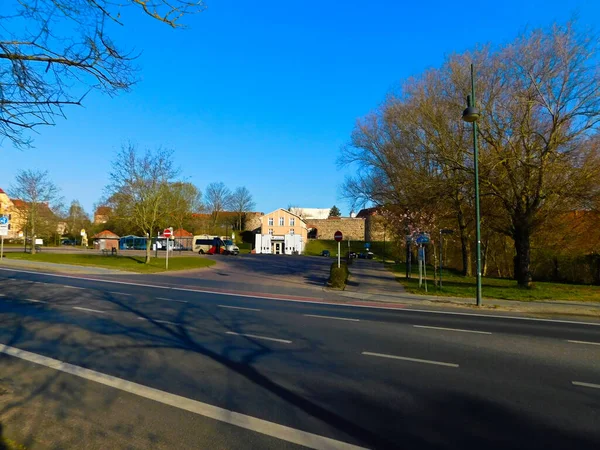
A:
340,259,600,319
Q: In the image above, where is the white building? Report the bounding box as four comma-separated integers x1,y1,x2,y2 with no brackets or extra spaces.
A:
288,207,331,220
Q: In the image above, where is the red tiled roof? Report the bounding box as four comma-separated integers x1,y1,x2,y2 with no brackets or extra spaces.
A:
12,199,27,208
173,228,192,237
92,230,120,239
0,188,5,194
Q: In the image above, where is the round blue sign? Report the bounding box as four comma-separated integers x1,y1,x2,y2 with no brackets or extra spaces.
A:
0,216,8,225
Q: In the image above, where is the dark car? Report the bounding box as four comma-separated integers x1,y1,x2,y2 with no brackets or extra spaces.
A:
349,251,357,258
321,250,330,257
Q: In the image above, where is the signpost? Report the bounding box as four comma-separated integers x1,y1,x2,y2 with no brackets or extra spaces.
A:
416,233,430,292
334,230,343,268
0,215,8,260
163,227,173,270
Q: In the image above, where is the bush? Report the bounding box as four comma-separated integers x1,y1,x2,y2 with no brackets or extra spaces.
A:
329,261,349,289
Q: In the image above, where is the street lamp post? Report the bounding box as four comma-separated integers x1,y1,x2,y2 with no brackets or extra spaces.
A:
462,63,483,307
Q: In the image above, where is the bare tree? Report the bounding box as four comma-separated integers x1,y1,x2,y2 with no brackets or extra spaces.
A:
9,170,62,254
1,0,206,148
106,143,179,263
66,200,91,240
229,186,255,231
204,182,231,230
165,182,203,232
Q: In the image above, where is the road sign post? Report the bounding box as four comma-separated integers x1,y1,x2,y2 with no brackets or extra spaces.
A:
163,227,173,270
334,231,343,269
0,216,9,260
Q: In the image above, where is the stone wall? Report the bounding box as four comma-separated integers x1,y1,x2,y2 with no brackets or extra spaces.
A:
306,217,365,240
245,212,264,232
365,215,387,241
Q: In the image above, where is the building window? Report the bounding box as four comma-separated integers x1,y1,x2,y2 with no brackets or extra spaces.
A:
268,217,273,226
268,229,273,235
279,217,284,226
290,217,295,226
290,229,295,235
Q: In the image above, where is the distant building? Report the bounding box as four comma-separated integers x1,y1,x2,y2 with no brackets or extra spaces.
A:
288,207,331,220
255,208,307,254
92,230,120,251
94,206,112,224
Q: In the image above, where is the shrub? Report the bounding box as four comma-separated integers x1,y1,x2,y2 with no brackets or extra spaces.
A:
329,261,349,289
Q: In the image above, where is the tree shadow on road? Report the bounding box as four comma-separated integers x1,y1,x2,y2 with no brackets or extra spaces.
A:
0,284,599,449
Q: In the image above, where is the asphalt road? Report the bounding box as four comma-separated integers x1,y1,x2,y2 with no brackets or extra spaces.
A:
0,267,599,449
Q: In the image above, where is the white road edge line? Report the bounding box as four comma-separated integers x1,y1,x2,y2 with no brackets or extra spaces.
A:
304,314,359,322
109,291,132,296
362,351,459,368
226,331,292,344
156,297,188,304
73,307,106,314
63,285,86,290
218,305,261,312
137,317,180,326
572,381,600,390
0,344,366,450
413,325,492,335
567,340,600,346
2,267,600,327
25,299,48,304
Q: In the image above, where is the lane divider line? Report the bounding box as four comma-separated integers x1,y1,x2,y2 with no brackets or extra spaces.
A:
2,267,600,327
225,331,292,344
362,351,459,368
572,381,600,390
109,292,132,296
218,305,261,312
0,344,366,450
567,340,600,346
73,307,106,314
413,325,492,335
25,299,48,304
156,297,188,303
63,285,86,290
304,314,359,322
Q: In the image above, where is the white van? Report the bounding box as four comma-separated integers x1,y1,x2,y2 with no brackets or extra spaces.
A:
193,235,221,254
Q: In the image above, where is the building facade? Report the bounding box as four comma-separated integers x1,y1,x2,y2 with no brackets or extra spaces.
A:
256,208,307,254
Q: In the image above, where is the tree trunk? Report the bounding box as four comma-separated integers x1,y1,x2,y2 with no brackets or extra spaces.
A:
30,218,36,255
513,224,532,288
457,207,472,276
145,236,152,264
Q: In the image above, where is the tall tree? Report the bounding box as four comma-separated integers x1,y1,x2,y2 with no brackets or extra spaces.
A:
66,200,91,240
165,182,203,232
1,0,206,148
340,22,600,288
106,143,179,263
230,186,255,231
204,182,231,230
329,205,341,217
9,170,62,254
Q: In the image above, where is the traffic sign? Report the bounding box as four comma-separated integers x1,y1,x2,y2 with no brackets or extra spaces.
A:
0,224,7,236
416,233,430,244
0,216,8,225
334,230,343,242
163,228,172,238
365,242,371,249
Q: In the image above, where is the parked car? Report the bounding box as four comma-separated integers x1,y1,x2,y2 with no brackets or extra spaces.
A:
321,250,330,257
349,251,357,258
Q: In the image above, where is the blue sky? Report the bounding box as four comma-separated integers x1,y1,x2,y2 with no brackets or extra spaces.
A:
3,0,599,217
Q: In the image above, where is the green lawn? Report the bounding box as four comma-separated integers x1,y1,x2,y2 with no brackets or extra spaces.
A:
388,262,600,302
3,252,216,273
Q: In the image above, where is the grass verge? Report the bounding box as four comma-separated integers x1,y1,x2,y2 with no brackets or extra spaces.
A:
2,253,216,273
1,437,27,450
388,262,600,302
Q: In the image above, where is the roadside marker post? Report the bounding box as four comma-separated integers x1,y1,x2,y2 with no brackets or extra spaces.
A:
163,227,173,270
334,231,343,269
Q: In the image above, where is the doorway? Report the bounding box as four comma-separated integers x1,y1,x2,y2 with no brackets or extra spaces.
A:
274,242,282,254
